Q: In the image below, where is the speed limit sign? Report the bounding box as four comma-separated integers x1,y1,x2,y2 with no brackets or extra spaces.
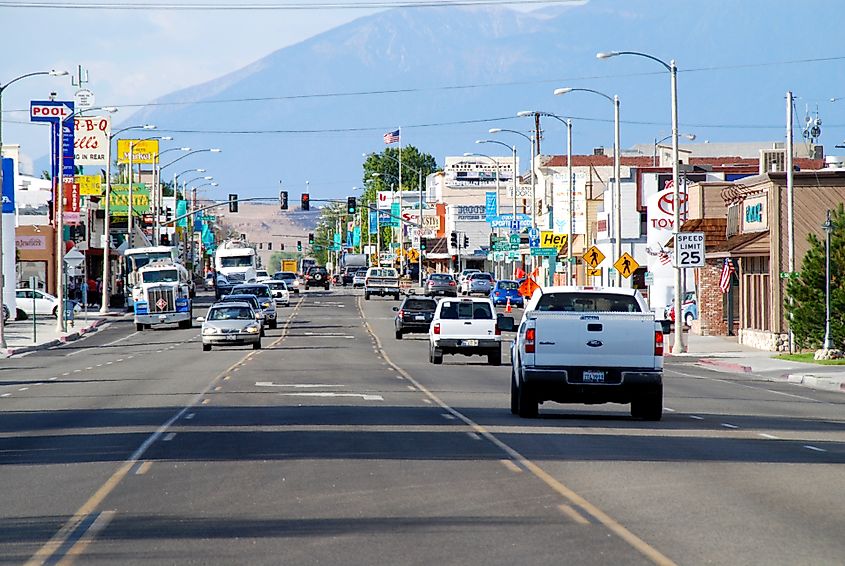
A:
674,232,705,267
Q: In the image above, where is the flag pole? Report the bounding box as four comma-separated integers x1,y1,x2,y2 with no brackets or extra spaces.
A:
398,127,403,276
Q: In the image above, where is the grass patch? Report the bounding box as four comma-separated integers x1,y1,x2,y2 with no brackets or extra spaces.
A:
774,353,845,365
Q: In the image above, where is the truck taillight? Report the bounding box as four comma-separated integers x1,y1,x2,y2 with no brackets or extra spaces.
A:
654,330,664,357
495,323,501,336
525,327,535,353
434,323,440,335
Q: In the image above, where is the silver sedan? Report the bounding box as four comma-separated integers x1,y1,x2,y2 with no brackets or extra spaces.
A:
200,302,262,351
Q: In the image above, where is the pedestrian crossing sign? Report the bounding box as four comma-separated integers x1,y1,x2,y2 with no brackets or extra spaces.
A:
584,246,605,268
613,252,639,279
587,267,602,277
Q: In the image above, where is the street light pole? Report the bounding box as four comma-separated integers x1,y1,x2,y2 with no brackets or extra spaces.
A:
477,139,518,278
597,49,684,353
567,119,573,284
823,209,833,351
464,152,502,279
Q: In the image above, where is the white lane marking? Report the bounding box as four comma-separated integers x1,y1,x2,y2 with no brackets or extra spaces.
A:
127,355,134,359
106,361,113,365
406,385,417,391
213,386,222,391
95,364,103,368
441,413,456,420
73,369,81,373
467,432,482,440
116,359,124,362
279,392,384,401
184,413,195,420
302,333,354,338
18,387,29,391
62,372,70,376
156,350,163,353
85,367,93,371
759,433,780,440
804,445,827,452
1,393,11,398
162,432,177,441
422,399,432,404
689,415,704,420
255,382,345,388
664,407,675,412
721,423,739,429
667,368,821,403
49,377,58,381
98,331,140,349
763,388,817,401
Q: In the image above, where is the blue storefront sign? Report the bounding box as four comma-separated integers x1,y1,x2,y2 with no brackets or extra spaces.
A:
369,210,378,234
485,191,497,222
2,158,15,213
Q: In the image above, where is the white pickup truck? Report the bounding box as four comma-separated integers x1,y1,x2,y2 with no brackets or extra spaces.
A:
364,267,401,301
428,297,514,366
509,287,664,420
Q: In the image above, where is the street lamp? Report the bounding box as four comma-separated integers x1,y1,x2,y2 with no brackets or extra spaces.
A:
654,133,696,166
598,49,683,353
127,134,171,249
554,87,621,287
823,210,834,351
153,146,190,242
518,111,574,285
488,127,536,227
477,139,518,278
464,151,503,279
100,123,154,315
0,69,68,348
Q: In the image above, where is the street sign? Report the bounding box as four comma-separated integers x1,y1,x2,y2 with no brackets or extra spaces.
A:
528,227,540,248
587,267,602,277
583,245,605,268
530,247,557,257
613,252,639,279
539,231,568,250
674,231,705,268
644,271,654,286
63,247,84,268
779,271,800,279
509,233,521,249
74,89,95,109
30,100,73,122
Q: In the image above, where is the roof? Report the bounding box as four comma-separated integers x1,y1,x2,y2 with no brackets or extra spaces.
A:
665,218,728,250
541,154,825,170
709,231,768,254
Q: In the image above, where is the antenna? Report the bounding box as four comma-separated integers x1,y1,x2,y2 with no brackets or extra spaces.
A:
802,103,822,144
71,65,89,88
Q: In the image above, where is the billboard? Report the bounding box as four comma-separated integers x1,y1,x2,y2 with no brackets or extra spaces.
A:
117,139,159,164
552,172,587,235
109,184,150,215
443,156,516,188
74,115,111,165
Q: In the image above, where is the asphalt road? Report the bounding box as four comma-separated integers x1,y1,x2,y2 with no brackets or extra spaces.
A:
1,288,843,565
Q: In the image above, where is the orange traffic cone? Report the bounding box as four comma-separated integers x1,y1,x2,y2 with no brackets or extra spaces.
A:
505,297,512,313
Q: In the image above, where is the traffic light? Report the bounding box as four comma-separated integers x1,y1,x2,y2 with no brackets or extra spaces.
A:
228,194,238,213
450,231,458,248
463,235,469,248
165,207,173,223
297,240,302,252
347,196,357,215
420,238,426,251
301,193,310,211
308,233,314,244
279,190,288,210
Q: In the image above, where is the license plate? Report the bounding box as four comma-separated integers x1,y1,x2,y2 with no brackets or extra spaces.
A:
415,315,425,321
461,339,478,347
224,335,237,341
583,370,605,383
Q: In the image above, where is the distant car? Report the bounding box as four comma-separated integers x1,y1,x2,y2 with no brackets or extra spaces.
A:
230,284,277,329
352,269,368,288
274,271,301,294
461,272,494,296
265,280,290,307
200,302,262,351
490,279,524,307
15,288,81,318
456,269,480,285
667,292,698,327
255,269,272,283
424,273,458,297
393,296,438,339
304,267,330,290
216,293,266,335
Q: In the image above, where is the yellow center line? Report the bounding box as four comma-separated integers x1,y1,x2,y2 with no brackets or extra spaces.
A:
357,295,677,566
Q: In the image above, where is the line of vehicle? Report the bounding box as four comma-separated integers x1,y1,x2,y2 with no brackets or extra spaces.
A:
25,297,306,566
358,296,678,566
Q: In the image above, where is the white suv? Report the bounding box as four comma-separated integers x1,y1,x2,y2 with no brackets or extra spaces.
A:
428,297,512,366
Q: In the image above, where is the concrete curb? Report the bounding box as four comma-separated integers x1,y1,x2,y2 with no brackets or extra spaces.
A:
1,317,107,358
786,373,845,393
695,358,753,373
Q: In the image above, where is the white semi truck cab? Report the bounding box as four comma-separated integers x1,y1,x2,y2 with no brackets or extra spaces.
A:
133,260,193,331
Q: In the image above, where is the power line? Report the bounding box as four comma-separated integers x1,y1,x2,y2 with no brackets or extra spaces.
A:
0,0,582,9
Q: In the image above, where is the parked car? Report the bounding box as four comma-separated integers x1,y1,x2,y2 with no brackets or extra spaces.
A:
665,291,698,326
199,302,262,351
461,272,494,296
273,271,301,294
352,269,368,288
15,288,81,318
424,273,458,297
393,296,438,339
265,280,290,307
490,280,524,307
230,284,277,329
428,297,511,366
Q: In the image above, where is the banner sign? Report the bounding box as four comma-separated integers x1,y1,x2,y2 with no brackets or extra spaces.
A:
369,210,378,234
490,213,531,229
75,174,102,196
74,115,110,165
353,226,361,247
389,203,400,227
117,139,159,164
109,184,151,216
485,191,497,222
1,158,14,213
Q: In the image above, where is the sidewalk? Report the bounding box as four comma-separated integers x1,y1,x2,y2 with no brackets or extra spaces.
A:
0,308,126,358
668,331,845,394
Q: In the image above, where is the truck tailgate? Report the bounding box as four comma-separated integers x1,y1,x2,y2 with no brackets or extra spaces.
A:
438,319,497,340
530,312,658,369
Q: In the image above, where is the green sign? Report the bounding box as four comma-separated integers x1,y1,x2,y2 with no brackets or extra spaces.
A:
109,184,150,216
530,247,557,257
508,251,519,260
509,234,520,245
493,242,510,251
779,271,800,279
201,215,216,222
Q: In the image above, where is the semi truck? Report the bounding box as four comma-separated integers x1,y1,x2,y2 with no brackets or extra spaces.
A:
133,260,193,331
215,240,258,298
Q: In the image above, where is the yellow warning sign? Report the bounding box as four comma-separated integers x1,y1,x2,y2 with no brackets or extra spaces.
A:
539,231,568,250
586,267,602,277
613,252,639,279
584,246,606,268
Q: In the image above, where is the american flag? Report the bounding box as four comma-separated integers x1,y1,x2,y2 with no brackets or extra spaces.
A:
719,258,735,293
383,129,400,144
658,251,671,265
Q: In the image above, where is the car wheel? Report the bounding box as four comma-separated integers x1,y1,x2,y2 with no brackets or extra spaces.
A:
202,344,211,352
365,292,370,301
394,293,400,301
510,370,519,415
631,387,663,421
253,339,262,350
16,308,27,321
52,305,59,318
684,312,694,327
178,319,192,329
395,330,403,340
136,323,144,331
487,348,501,366
270,320,277,330
517,378,538,418
430,345,443,365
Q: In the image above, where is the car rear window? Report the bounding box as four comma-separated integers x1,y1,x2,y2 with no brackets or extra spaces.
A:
472,273,493,281
233,286,271,297
403,299,437,311
535,293,642,313
209,306,253,320
439,301,493,320
429,274,452,281
498,281,519,290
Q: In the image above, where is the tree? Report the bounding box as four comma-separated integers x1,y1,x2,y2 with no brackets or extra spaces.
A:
785,203,845,349
360,146,438,253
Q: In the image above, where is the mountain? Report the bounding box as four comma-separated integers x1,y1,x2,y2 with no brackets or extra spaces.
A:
124,0,843,201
